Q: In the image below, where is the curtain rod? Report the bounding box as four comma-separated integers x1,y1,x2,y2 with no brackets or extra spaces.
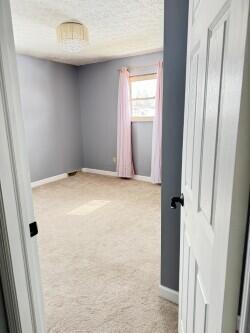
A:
117,63,159,71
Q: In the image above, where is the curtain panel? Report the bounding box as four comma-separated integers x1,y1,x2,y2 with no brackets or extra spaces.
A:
117,67,134,178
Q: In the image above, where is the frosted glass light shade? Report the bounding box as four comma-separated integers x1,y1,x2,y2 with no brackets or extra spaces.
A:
57,22,88,53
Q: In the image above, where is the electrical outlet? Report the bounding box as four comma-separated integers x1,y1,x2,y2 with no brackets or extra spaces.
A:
113,157,117,164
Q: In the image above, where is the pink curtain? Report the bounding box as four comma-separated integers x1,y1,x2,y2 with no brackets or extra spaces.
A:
117,67,134,178
151,61,163,184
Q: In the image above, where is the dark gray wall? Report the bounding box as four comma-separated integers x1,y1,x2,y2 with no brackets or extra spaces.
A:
0,280,8,333
161,0,189,290
78,52,163,176
17,55,83,182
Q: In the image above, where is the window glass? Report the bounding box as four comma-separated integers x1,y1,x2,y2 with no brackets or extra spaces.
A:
130,75,157,119
131,79,157,99
131,99,155,117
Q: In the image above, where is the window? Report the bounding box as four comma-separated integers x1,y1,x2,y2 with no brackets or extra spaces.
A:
130,74,157,121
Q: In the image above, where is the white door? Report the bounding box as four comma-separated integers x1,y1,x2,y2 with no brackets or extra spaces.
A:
179,0,249,332
0,1,44,332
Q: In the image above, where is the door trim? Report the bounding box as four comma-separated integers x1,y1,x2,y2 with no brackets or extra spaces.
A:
0,45,37,332
0,0,44,331
240,214,250,332
0,185,22,332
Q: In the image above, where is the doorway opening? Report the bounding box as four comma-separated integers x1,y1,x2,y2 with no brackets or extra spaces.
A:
9,0,179,331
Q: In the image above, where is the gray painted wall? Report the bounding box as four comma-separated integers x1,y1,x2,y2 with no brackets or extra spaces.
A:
78,52,163,176
132,122,153,177
161,0,189,290
0,280,8,333
17,55,83,182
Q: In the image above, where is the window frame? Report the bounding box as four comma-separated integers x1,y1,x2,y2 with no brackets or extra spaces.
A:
129,73,157,122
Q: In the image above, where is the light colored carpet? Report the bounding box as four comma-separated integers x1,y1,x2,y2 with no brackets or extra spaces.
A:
33,173,178,333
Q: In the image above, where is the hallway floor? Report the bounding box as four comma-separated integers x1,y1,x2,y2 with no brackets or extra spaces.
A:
33,172,178,332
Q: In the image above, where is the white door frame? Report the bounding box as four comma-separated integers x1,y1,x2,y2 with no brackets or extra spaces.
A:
240,213,250,332
0,0,44,332
0,187,23,331
239,11,250,332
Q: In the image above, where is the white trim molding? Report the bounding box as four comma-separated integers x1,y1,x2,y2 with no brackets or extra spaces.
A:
0,1,45,330
81,168,118,177
159,285,179,305
31,169,153,189
81,168,152,183
239,217,250,333
237,315,241,332
132,174,152,183
31,173,68,188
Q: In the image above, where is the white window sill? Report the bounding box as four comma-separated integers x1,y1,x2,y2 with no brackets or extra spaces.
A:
131,117,154,122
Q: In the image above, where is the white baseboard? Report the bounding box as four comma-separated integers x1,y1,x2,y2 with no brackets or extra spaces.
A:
31,169,152,189
81,168,151,183
31,173,68,188
133,174,151,183
81,168,118,177
159,285,179,304
237,315,240,331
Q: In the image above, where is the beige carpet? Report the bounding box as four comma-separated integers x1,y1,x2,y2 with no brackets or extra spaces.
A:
33,173,178,333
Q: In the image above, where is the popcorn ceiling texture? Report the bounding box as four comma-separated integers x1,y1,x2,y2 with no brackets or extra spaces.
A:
33,173,178,332
10,0,164,66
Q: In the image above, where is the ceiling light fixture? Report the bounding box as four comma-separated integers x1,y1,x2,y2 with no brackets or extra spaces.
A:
57,21,88,53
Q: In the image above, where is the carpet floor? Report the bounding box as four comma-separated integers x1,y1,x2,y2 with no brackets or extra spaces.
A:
33,172,178,333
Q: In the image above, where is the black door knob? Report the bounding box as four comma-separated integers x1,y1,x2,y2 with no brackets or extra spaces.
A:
170,194,184,209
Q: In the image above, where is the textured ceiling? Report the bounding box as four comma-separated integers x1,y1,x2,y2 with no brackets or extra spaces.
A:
10,0,164,66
